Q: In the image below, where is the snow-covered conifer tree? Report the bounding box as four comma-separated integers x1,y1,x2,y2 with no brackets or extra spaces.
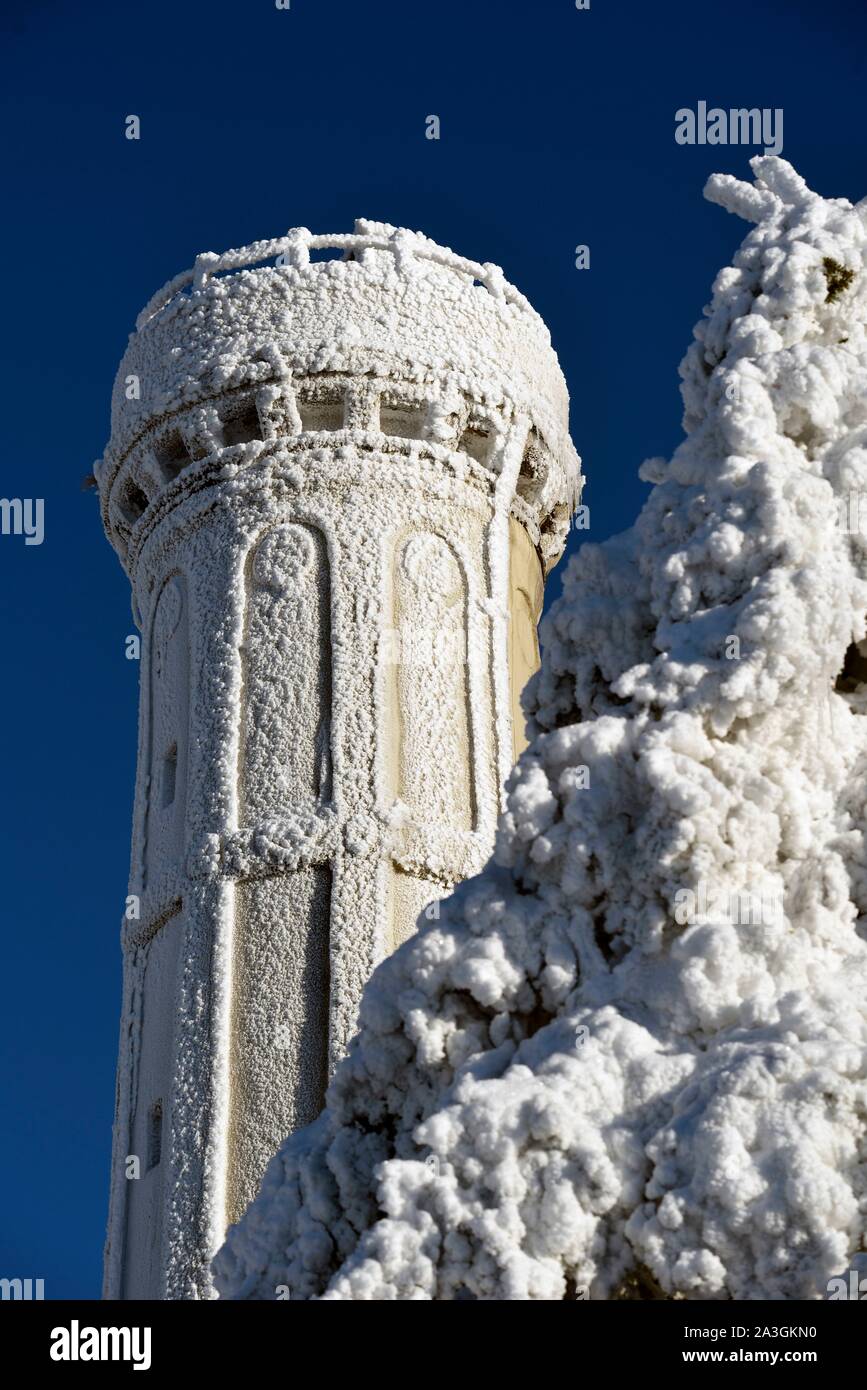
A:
215,159,867,1301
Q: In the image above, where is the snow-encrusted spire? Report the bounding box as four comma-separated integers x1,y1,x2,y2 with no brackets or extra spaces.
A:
214,160,867,1301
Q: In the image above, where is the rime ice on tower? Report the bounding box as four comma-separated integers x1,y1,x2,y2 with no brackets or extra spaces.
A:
97,220,581,1299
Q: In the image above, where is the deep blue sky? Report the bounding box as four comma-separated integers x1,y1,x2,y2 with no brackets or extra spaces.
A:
1,0,865,1300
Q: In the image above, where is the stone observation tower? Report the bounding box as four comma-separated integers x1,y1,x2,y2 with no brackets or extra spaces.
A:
97,220,581,1299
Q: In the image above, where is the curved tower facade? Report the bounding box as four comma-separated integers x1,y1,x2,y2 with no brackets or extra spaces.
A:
98,220,581,1299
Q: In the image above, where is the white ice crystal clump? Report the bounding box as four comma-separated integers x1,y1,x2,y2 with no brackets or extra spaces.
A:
214,159,867,1300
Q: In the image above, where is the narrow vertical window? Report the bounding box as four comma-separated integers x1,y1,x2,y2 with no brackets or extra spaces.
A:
162,743,177,808
147,1100,163,1170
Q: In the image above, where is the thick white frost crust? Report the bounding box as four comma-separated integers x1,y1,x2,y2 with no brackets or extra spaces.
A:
214,161,867,1300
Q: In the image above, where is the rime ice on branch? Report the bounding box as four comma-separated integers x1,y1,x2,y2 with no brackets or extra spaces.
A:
215,160,867,1301
98,220,581,1299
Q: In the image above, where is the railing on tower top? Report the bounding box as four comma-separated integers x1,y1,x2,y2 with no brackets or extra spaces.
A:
135,228,534,331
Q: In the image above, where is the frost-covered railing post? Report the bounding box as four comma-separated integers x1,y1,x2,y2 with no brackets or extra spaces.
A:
96,218,581,1300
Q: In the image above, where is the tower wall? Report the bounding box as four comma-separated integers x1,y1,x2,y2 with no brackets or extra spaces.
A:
98,223,581,1299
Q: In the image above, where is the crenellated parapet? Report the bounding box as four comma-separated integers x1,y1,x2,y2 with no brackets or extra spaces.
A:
98,219,580,578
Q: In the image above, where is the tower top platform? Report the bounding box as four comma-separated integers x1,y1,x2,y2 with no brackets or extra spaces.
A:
98,219,582,574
